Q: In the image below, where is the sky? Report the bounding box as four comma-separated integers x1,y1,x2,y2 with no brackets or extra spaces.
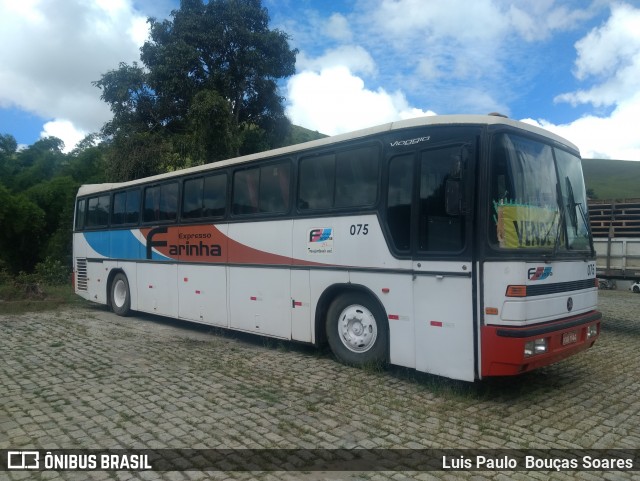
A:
0,0,639,161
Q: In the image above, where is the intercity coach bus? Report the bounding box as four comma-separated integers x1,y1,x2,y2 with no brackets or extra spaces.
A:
73,114,601,381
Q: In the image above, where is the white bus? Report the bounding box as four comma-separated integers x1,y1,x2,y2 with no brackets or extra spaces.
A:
73,115,601,381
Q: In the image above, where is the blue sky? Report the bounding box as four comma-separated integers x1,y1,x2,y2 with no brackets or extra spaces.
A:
1,0,639,160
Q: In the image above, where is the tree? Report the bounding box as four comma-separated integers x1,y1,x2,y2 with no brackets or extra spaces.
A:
0,134,19,187
11,137,67,192
0,184,45,273
95,0,297,180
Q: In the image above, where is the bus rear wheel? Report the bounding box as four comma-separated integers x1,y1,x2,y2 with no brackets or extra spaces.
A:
326,293,388,367
110,273,131,316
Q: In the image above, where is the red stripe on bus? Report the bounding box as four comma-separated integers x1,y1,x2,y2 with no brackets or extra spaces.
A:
430,321,443,327
388,314,399,320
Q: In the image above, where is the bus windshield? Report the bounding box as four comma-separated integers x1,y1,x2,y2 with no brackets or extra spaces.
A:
490,132,591,252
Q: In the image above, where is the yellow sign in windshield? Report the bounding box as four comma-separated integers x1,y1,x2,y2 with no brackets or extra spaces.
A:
495,202,558,248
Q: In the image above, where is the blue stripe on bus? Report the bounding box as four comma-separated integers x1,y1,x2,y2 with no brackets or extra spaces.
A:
83,230,170,261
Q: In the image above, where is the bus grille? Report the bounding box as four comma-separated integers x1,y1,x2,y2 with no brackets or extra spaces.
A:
526,279,594,296
76,259,88,291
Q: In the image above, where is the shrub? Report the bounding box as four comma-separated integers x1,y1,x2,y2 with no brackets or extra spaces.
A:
34,257,70,286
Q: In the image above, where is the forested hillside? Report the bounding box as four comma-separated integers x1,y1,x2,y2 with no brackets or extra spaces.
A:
0,125,325,275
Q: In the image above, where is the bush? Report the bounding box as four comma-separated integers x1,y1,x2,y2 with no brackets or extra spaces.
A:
34,257,70,286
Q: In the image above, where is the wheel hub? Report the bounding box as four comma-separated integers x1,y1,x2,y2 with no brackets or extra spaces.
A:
338,304,378,353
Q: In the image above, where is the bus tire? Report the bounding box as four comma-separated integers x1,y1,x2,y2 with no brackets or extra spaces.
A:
110,273,131,316
326,292,388,367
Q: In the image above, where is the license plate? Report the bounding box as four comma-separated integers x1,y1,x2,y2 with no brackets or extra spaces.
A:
562,331,578,345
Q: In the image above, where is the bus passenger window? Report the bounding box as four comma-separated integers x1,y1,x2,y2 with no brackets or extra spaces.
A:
202,174,226,217
143,183,178,223
259,163,290,213
112,190,140,225
183,174,227,219
299,154,335,210
182,178,203,219
233,168,260,214
335,145,379,207
86,195,110,227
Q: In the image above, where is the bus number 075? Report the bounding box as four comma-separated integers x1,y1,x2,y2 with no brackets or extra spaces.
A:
350,224,369,235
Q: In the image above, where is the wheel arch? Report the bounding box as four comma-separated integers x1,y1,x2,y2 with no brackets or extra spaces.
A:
106,268,127,309
314,283,389,349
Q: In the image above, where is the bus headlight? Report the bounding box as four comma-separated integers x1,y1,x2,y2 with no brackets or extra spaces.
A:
587,324,598,339
524,338,548,357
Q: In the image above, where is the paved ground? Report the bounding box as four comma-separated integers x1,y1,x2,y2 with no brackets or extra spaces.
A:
1,290,639,480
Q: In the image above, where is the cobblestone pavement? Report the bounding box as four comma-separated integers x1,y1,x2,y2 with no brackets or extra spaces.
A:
1,290,639,480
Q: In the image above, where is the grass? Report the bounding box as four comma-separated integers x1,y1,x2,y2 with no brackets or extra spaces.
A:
0,282,85,315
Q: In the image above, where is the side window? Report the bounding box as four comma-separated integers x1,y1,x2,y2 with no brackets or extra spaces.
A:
126,190,141,224
183,173,227,219
232,168,260,215
259,163,290,213
143,182,178,223
112,190,140,225
298,144,379,211
75,198,86,230
419,146,464,252
335,145,379,207
203,174,227,217
86,194,110,228
387,155,414,251
233,161,290,215
299,153,334,210
112,192,127,225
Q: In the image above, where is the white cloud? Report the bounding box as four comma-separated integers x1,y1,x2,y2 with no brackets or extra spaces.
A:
286,65,435,135
506,1,595,41
555,2,640,107
325,13,352,42
527,2,640,161
0,0,148,150
524,90,640,162
41,120,87,153
297,45,376,76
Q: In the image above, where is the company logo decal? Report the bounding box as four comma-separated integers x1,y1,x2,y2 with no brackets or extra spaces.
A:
308,228,333,254
527,266,553,281
145,226,222,260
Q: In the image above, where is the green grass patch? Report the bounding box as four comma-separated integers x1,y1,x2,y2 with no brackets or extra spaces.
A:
0,283,86,314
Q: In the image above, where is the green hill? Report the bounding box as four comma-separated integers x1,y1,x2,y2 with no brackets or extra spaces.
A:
582,158,640,200
287,125,327,145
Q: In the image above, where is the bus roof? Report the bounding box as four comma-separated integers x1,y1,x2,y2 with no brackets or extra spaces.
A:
77,114,579,197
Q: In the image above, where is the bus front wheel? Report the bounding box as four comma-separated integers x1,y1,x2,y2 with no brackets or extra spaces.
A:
326,293,388,367
110,273,131,316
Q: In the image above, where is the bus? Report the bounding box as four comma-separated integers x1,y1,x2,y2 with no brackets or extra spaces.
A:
72,114,601,381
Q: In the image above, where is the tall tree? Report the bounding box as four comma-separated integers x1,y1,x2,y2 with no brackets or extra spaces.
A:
95,0,297,180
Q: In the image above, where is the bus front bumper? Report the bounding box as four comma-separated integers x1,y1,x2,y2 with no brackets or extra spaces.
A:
480,311,602,377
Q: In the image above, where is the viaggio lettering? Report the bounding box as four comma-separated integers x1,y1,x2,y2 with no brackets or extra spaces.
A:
390,136,430,147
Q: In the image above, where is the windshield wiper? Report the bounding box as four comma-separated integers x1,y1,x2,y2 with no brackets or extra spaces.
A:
543,182,565,259
565,176,595,257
